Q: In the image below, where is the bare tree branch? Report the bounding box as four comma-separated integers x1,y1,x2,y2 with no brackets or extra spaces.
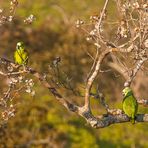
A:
1,57,147,129
95,0,109,44
84,48,114,110
124,57,148,87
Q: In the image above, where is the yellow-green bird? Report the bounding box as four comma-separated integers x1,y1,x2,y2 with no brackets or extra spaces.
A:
122,87,138,124
14,42,28,65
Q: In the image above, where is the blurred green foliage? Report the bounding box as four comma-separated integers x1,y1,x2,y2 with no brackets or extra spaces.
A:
0,0,148,148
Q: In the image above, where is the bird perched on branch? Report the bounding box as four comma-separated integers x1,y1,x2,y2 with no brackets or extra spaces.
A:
14,42,28,65
122,87,138,124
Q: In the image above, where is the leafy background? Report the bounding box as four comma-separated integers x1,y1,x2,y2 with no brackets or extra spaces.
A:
0,0,148,147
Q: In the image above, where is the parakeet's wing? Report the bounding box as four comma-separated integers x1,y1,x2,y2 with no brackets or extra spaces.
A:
14,49,28,65
14,50,23,64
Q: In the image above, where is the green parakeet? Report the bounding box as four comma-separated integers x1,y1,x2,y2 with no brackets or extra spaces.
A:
14,42,28,65
122,87,138,124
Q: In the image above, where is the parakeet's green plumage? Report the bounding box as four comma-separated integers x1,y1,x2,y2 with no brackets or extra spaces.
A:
122,87,138,124
14,42,28,65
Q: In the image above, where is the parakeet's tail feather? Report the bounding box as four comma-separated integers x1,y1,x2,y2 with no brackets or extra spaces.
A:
131,118,135,124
